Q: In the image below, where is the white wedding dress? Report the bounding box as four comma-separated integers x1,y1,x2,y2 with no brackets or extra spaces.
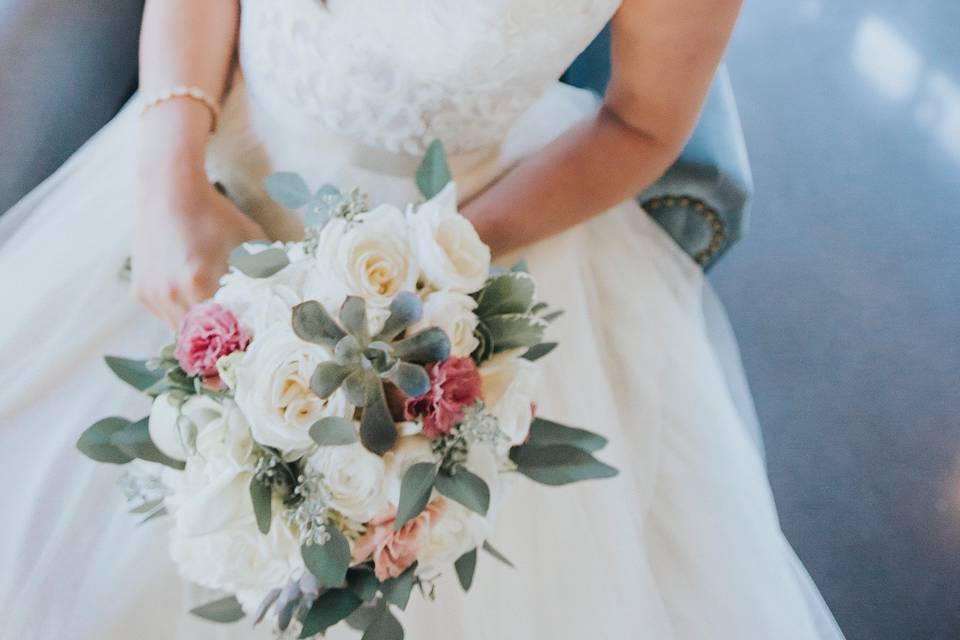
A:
0,0,845,638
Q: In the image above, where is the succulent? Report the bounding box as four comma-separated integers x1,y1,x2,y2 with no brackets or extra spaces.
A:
291,292,451,455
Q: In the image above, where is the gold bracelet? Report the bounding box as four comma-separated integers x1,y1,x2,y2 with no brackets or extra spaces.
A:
140,85,222,133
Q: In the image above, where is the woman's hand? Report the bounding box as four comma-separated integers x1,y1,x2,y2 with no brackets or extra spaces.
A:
131,171,266,328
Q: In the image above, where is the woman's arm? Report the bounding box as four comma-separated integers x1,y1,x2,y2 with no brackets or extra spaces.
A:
462,0,742,256
133,0,264,327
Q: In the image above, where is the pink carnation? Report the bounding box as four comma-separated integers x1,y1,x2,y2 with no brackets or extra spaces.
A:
174,302,251,389
352,498,447,580
404,357,483,439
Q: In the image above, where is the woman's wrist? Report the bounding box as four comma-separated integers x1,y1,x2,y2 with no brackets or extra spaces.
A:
139,99,213,173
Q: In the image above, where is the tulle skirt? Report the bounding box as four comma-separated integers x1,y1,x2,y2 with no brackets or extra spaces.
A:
0,81,844,639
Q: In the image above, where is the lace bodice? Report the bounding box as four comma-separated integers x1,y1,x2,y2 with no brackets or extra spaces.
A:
239,0,620,156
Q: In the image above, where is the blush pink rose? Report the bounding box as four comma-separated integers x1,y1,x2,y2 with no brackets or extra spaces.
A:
404,357,483,439
352,498,447,581
174,302,251,389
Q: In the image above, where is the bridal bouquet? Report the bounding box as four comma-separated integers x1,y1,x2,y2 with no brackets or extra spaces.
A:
77,144,617,639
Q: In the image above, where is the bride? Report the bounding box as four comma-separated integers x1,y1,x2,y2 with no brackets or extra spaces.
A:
0,0,845,638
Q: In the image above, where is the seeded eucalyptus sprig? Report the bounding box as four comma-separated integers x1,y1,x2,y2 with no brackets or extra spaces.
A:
292,292,451,456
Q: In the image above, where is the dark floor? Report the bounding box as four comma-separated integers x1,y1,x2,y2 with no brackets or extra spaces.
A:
713,2,960,639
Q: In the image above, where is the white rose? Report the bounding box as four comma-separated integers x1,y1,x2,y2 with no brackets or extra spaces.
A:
314,205,418,309
382,435,437,505
408,183,490,293
169,505,302,615
215,244,314,335
411,291,480,357
164,397,257,536
304,442,389,522
480,352,541,448
234,325,352,454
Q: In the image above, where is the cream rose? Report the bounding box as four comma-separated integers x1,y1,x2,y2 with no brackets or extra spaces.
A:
304,442,389,522
233,325,351,454
417,500,492,573
411,291,480,357
480,351,541,448
408,183,490,293
314,205,417,309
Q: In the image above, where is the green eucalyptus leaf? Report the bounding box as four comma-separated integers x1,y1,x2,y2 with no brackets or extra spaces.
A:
482,314,546,352
190,595,246,623
454,548,478,591
521,342,558,362
435,467,490,516
310,361,352,399
510,259,529,273
362,606,405,640
475,272,537,317
309,416,360,446
104,356,164,392
509,444,618,486
346,603,382,631
391,328,451,365
360,383,398,455
380,562,417,609
264,172,312,208
299,588,362,638
385,362,430,398
482,541,515,568
339,296,370,345
375,292,423,341
346,567,380,602
250,476,272,534
293,301,347,346
229,245,290,278
395,462,439,529
416,140,452,200
527,417,608,453
76,417,135,464
302,526,352,588
108,417,185,470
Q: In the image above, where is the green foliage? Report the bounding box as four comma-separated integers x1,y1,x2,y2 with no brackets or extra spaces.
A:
190,595,245,623
250,476,273,534
434,466,490,516
362,604,405,640
521,342,557,362
293,293,451,456
509,443,618,486
264,172,312,208
454,548,478,591
416,140,452,200
77,416,184,470
302,527,351,588
482,540,515,568
395,462,439,528
104,356,165,392
309,416,360,447
380,563,417,609
471,271,556,363
228,244,290,278
526,417,608,453
298,588,362,638
346,567,380,602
